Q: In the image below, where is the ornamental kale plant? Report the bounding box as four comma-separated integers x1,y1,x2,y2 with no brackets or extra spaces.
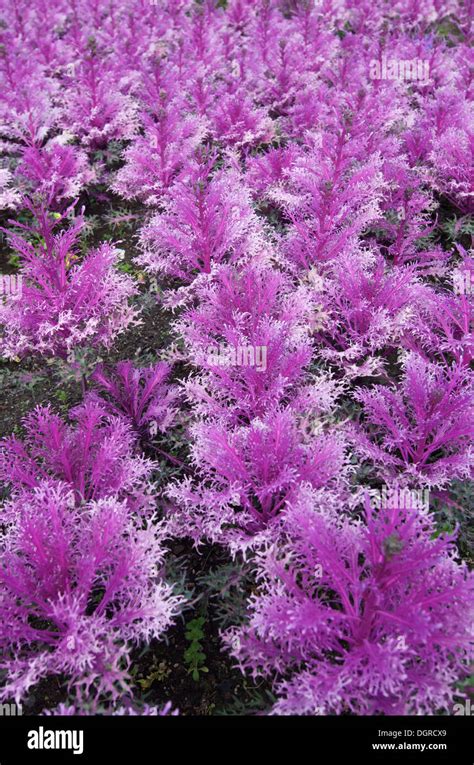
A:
168,409,346,551
0,202,139,360
411,261,474,367
0,168,21,210
0,400,155,514
209,90,275,150
272,139,385,269
224,491,474,715
112,107,207,206
175,263,325,422
16,141,94,209
353,353,474,486
0,481,182,705
61,52,139,150
139,157,266,283
313,250,427,378
90,361,179,439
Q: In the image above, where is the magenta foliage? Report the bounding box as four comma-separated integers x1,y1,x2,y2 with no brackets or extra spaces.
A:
113,104,206,205
410,252,474,367
44,701,179,716
0,482,182,704
0,28,58,147
272,137,385,269
175,263,320,422
313,250,427,377
353,353,474,486
16,141,94,208
210,90,274,150
1,0,473,718
0,399,155,513
61,53,139,150
0,202,139,360
139,157,265,282
168,409,345,551
0,168,21,210
112,107,207,206
91,361,178,438
429,128,474,213
246,146,299,199
376,162,445,270
225,490,474,714
428,289,474,367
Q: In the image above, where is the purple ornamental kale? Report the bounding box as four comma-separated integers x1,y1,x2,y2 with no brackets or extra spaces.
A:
0,31,58,147
224,490,474,715
271,137,385,269
0,399,155,514
61,54,139,150
314,250,427,378
90,360,178,439
168,409,345,551
0,482,182,705
209,89,274,150
376,160,446,271
138,157,265,283
0,202,139,360
410,253,474,367
175,263,320,422
112,106,207,206
353,352,474,487
429,127,474,213
246,146,299,200
0,168,21,210
16,141,94,209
